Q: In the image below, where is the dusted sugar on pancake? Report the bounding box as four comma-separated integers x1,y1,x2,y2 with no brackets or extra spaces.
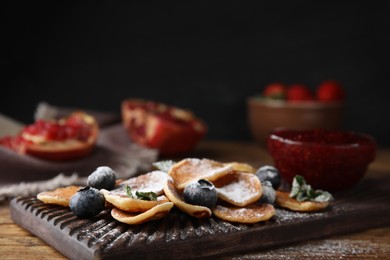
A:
111,170,169,197
101,189,170,212
213,172,262,207
213,203,275,224
169,158,233,190
100,170,170,212
37,186,82,207
223,162,256,173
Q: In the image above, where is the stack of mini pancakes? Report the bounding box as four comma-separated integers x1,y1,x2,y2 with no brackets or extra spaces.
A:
37,158,330,225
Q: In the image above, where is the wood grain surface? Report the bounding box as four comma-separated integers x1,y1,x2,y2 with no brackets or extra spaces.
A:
1,141,390,259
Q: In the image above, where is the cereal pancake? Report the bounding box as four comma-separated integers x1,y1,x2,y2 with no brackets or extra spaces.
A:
113,170,169,196
169,158,233,190
100,170,170,212
111,202,174,225
37,186,82,207
101,189,170,212
275,191,330,212
213,203,275,224
164,177,212,218
213,172,262,207
223,162,256,173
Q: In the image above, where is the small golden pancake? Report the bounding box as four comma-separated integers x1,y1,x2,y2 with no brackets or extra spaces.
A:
37,185,82,207
213,172,262,207
111,202,174,225
223,162,256,173
275,191,330,212
113,170,168,196
169,158,233,190
101,189,170,212
213,203,275,224
163,177,212,219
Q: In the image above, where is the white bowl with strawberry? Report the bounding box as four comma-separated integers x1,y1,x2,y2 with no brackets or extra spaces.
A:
247,80,345,145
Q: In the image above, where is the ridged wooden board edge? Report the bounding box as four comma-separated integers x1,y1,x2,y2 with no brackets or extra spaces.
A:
9,175,390,259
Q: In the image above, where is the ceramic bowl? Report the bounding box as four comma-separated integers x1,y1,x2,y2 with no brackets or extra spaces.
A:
247,97,344,145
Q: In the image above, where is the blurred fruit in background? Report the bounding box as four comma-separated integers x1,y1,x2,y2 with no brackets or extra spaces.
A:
248,80,345,145
262,82,287,100
261,80,345,103
0,111,99,160
316,80,346,102
286,84,314,102
121,99,207,156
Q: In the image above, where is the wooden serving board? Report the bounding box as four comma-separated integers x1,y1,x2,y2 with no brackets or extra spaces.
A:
10,174,390,260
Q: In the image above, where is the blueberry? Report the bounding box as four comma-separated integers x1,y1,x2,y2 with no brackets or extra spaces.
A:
69,186,106,218
255,165,281,189
183,179,218,209
258,181,276,204
87,166,116,190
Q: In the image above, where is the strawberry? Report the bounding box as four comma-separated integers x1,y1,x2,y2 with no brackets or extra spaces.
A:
262,82,287,100
316,80,345,102
286,84,314,102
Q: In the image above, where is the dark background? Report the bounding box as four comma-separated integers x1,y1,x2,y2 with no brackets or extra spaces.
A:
3,1,390,146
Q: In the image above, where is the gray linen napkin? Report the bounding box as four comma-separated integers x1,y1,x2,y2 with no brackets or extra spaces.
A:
0,102,158,201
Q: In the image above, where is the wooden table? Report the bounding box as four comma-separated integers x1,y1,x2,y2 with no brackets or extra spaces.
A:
1,141,390,259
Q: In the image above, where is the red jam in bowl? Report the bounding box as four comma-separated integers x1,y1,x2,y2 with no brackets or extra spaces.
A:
267,128,376,191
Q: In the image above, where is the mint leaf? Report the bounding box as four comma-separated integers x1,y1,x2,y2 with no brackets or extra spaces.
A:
136,191,157,201
290,175,304,197
289,175,333,202
125,185,134,199
312,190,333,202
125,185,157,201
153,160,176,173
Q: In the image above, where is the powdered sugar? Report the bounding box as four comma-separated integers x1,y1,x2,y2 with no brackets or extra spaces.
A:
215,172,261,206
112,170,168,196
226,239,381,259
217,181,254,204
170,158,233,189
275,208,327,223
